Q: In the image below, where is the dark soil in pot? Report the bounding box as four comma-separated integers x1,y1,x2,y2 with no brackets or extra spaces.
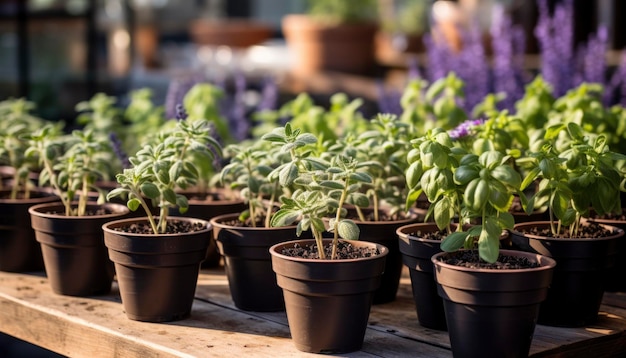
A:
278,240,381,259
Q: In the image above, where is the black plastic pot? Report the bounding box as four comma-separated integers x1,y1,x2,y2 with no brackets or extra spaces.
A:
211,213,302,312
510,221,623,327
103,216,211,322
432,249,556,358
171,191,246,268
355,211,420,304
396,222,447,330
29,202,129,296
270,239,388,354
0,190,59,272
587,213,626,292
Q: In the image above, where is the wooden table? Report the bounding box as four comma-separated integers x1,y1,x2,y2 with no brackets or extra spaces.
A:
1,266,626,357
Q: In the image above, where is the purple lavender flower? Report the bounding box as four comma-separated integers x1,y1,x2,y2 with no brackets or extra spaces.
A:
257,76,279,112
448,118,484,140
535,0,575,97
165,78,196,120
108,132,130,169
175,103,187,121
491,4,526,112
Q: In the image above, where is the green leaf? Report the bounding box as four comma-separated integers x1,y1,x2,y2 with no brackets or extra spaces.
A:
279,163,298,187
319,180,345,189
271,209,300,227
434,197,452,231
127,198,141,211
163,188,177,205
406,161,423,189
141,182,160,199
440,231,469,252
338,220,360,241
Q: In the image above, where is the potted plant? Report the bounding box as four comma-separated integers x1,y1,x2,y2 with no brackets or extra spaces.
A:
282,0,379,75
0,98,60,272
402,126,556,357
511,121,626,327
327,113,420,304
269,126,388,353
103,117,221,322
167,95,246,268
209,126,312,312
25,125,130,296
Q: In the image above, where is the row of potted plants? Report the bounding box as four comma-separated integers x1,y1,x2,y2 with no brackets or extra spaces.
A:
1,69,626,356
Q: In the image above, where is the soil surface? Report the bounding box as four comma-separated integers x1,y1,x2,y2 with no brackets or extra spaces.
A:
517,221,617,238
113,220,206,234
280,240,380,259
408,229,448,241
438,250,540,269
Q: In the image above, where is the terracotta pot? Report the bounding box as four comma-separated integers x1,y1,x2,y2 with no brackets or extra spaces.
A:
29,202,129,296
510,221,623,327
270,239,388,353
189,19,273,48
0,190,59,272
396,222,447,330
103,216,211,322
211,213,305,312
282,14,378,75
433,249,556,358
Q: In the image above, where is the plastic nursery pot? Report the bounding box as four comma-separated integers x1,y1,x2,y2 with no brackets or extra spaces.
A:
29,202,130,296
171,191,246,268
510,221,623,327
270,239,388,354
355,210,421,304
0,190,59,272
432,249,556,358
211,212,304,312
103,216,212,322
396,222,447,330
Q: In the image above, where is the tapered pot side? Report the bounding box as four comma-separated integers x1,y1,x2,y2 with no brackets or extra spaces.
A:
29,202,129,296
587,214,626,292
510,221,623,327
211,213,303,312
270,239,388,354
355,211,421,304
0,190,59,272
396,222,447,330
432,249,556,358
170,191,246,268
102,216,212,322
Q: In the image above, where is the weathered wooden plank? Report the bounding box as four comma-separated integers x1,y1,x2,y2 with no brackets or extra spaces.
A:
0,271,452,357
3,266,626,358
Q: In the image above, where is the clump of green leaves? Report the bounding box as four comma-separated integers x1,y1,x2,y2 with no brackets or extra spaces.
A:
517,122,626,237
107,118,222,234
269,123,372,259
219,140,285,227
405,127,522,263
0,98,60,198
25,127,113,216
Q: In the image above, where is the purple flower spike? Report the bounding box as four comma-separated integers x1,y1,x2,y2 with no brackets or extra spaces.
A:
449,118,484,139
175,103,188,121
109,132,130,169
